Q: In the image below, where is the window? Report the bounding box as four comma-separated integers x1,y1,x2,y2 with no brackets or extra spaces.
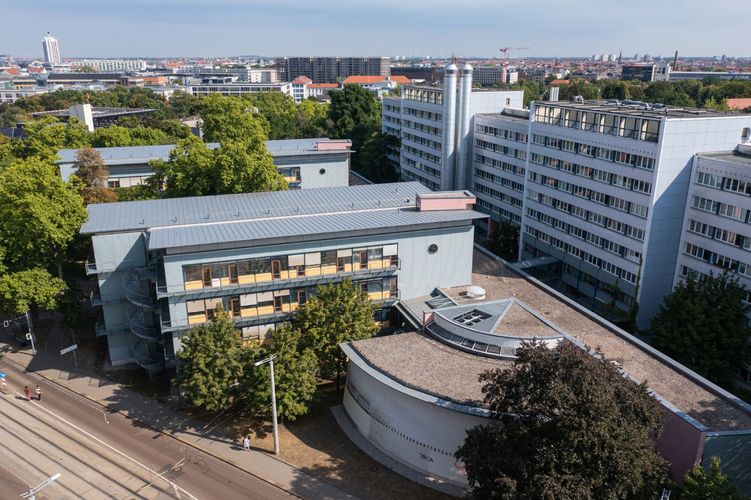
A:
428,244,438,254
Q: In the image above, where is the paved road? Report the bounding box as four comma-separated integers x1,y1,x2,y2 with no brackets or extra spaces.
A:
0,359,294,499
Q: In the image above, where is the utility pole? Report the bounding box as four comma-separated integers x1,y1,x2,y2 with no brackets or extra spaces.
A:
25,310,36,355
254,354,279,455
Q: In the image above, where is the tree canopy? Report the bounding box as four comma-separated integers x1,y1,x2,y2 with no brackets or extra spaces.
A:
456,342,669,499
680,456,740,500
0,268,66,315
484,220,520,262
72,147,117,204
0,156,87,273
174,308,247,412
293,279,378,387
149,135,287,197
199,94,268,146
652,272,751,388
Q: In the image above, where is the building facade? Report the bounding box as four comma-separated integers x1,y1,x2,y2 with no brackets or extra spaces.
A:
70,59,147,73
275,57,390,83
382,63,524,191
80,184,483,372
188,82,293,97
674,142,751,385
473,66,504,85
58,138,353,189
472,101,751,327
42,32,61,65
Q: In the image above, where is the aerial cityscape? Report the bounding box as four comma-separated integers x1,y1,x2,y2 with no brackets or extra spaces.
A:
1,1,751,499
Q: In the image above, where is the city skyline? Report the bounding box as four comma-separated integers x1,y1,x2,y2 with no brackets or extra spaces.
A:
2,0,750,59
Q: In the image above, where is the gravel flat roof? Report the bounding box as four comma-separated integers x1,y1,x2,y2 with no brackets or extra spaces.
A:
349,249,751,431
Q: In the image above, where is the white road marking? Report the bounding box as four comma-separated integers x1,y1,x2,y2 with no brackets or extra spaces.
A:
16,392,198,500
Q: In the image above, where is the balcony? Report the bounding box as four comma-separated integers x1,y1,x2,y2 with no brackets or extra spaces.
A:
85,258,98,275
90,289,102,307
123,268,155,310
156,259,401,299
127,308,160,341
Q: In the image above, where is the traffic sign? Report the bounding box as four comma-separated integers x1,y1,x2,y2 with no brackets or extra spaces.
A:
25,333,32,340
60,344,78,355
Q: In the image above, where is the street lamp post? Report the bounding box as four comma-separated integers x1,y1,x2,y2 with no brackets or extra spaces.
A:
254,354,279,455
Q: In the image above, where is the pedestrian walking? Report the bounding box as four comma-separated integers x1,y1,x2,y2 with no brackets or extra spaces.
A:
35,385,42,401
243,435,250,452
24,385,30,401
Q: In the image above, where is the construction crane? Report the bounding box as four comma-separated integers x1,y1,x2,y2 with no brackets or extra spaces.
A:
499,46,531,65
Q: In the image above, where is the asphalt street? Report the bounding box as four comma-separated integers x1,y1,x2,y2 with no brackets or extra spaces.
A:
0,358,295,499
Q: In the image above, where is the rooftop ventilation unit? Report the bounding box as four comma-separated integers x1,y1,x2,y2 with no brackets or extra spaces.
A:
466,285,486,300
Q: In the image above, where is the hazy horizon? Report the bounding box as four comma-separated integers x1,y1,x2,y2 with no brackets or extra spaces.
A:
4,0,750,60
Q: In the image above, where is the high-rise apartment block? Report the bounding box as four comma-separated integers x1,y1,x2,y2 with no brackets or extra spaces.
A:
42,32,61,65
471,102,751,328
382,63,524,191
275,56,390,83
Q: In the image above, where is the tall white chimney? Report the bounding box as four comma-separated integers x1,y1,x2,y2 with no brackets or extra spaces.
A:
455,63,473,190
440,64,458,191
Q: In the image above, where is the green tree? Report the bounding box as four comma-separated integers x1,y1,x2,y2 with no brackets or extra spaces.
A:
355,131,400,182
200,94,268,146
293,280,378,389
246,323,318,422
150,136,286,197
71,147,118,204
174,308,248,412
10,116,91,161
652,272,751,387
0,157,87,276
328,84,381,172
456,342,669,499
296,100,332,138
680,456,740,500
557,78,601,101
484,220,519,262
0,268,66,316
245,92,299,140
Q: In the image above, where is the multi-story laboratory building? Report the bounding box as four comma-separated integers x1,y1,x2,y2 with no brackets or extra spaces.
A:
80,183,483,372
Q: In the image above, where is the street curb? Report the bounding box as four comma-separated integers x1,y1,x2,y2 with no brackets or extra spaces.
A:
1,354,315,498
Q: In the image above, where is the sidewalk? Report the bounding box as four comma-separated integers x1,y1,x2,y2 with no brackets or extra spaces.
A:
0,341,359,500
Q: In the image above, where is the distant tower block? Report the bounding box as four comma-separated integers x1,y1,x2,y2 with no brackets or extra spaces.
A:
42,32,61,65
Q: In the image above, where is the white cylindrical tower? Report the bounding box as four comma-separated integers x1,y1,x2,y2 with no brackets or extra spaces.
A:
455,63,473,191
440,64,458,191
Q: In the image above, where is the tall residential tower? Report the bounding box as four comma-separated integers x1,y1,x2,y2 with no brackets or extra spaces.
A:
42,32,61,65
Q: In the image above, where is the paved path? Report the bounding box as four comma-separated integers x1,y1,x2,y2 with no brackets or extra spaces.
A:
0,338,359,500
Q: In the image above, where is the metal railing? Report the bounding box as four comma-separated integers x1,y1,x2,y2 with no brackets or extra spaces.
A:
127,308,160,341
123,268,155,310
133,339,163,373
85,258,98,275
156,259,401,298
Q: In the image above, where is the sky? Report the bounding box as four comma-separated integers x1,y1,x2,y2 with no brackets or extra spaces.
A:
2,0,749,59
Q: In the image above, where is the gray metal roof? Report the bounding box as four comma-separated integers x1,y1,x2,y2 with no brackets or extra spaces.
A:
57,138,348,164
147,206,485,250
81,182,437,234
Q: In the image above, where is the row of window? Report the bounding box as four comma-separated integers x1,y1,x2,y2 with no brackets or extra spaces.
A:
186,278,398,326
403,157,441,178
402,120,440,137
403,88,443,105
696,171,751,196
474,168,524,192
527,188,646,241
528,173,650,219
474,183,524,208
529,151,653,195
476,199,522,224
402,144,441,165
561,263,634,306
402,132,442,151
692,196,750,223
401,169,440,190
475,124,528,143
531,134,657,171
475,139,527,160
402,106,442,122
474,153,526,177
688,219,751,250
533,105,661,143
181,245,398,293
527,208,642,263
525,226,638,284
684,243,751,277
